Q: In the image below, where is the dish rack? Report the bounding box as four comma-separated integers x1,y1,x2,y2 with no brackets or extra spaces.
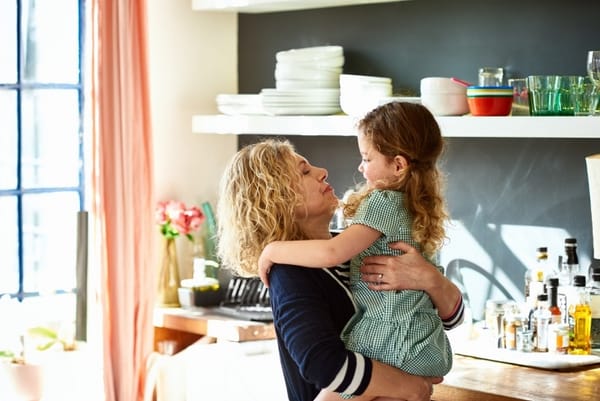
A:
216,276,273,322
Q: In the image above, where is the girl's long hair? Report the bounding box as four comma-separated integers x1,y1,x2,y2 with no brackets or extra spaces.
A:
344,102,449,258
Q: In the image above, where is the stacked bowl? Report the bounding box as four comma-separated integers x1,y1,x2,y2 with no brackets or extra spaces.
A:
420,77,469,116
261,45,343,115
274,45,344,90
466,86,513,116
339,74,393,117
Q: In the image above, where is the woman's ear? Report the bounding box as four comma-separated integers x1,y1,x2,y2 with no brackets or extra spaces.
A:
393,155,409,174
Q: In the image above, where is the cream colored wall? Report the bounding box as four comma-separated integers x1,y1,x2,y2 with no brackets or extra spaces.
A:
147,0,237,277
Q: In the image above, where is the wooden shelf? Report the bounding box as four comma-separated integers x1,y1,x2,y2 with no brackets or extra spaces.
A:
191,0,405,13
192,114,600,139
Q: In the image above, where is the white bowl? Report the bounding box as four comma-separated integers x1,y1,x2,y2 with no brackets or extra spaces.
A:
340,95,385,117
275,65,341,81
420,77,468,115
420,77,466,94
420,93,469,116
340,74,393,86
276,45,344,63
276,79,339,90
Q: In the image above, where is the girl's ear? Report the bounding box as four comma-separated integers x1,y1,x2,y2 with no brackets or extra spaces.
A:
393,155,409,174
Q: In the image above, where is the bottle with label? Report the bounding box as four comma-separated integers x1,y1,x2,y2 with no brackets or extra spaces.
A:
533,293,551,352
563,238,580,285
589,269,600,349
525,247,550,309
558,238,580,323
547,277,562,324
568,275,591,355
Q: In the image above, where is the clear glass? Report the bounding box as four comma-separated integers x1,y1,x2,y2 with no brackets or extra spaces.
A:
0,0,17,83
22,0,80,84
21,89,81,188
22,192,79,294
0,196,19,294
587,50,600,116
0,90,18,189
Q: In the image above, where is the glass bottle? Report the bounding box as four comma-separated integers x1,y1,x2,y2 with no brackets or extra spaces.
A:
525,247,550,309
533,293,551,352
589,270,600,350
568,275,591,355
547,277,562,324
563,238,580,285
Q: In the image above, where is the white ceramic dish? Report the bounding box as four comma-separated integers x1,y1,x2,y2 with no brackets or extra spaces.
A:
275,65,341,81
340,73,392,85
263,104,342,115
276,79,339,90
275,45,344,63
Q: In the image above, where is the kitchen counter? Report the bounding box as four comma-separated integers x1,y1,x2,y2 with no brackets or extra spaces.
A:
153,307,275,351
433,354,600,401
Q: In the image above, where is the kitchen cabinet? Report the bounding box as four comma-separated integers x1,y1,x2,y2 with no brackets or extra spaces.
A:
192,114,600,138
191,0,406,13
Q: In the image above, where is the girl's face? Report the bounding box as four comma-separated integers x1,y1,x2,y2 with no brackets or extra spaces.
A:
357,133,404,188
293,153,338,221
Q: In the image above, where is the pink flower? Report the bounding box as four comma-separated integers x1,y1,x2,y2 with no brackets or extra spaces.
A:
156,200,205,240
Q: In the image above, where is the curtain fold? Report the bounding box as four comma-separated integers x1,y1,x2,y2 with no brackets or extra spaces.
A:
91,1,156,400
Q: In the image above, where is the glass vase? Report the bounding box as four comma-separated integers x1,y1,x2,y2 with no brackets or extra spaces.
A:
156,237,181,307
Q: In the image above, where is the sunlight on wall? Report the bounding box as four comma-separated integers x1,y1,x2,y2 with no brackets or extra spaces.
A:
440,220,575,321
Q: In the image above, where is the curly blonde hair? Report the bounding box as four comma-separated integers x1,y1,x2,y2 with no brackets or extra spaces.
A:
344,102,449,258
216,139,311,277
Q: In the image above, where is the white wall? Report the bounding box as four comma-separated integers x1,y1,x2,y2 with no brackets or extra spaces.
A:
147,0,238,277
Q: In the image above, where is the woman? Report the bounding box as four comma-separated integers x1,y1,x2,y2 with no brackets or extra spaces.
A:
216,139,463,401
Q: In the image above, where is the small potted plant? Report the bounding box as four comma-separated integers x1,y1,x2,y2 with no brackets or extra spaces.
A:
0,296,77,401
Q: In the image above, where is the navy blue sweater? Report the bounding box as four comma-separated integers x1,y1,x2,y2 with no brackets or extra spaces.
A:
269,263,371,401
269,262,464,401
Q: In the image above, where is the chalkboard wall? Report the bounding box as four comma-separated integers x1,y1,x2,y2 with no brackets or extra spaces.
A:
236,0,600,319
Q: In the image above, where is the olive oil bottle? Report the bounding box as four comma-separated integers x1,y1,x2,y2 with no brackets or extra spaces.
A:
568,275,592,355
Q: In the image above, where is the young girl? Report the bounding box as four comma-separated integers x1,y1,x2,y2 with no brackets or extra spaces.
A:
258,102,454,398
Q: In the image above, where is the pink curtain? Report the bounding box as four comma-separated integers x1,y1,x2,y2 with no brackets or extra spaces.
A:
91,1,156,400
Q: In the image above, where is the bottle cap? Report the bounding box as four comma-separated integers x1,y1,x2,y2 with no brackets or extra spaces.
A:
565,238,577,245
573,275,586,287
537,293,548,302
537,246,548,252
548,277,559,287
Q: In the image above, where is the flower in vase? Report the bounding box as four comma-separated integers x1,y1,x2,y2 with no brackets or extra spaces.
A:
155,200,205,241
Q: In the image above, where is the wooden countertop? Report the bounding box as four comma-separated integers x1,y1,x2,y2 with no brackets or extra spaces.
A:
153,307,276,342
433,354,600,401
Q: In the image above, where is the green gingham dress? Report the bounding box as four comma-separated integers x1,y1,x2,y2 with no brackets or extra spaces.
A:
340,189,452,379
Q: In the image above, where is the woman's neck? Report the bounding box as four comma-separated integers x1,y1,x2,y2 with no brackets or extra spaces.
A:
299,218,333,240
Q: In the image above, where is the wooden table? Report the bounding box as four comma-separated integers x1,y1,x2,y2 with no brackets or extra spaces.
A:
153,307,275,353
432,354,600,401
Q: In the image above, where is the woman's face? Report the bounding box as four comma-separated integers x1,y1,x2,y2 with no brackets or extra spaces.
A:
293,153,338,221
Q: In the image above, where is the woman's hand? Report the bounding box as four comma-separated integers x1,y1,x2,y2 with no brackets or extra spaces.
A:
360,241,462,320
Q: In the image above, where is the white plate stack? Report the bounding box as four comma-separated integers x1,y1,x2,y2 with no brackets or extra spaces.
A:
216,94,264,115
261,88,341,116
262,45,344,115
339,74,393,117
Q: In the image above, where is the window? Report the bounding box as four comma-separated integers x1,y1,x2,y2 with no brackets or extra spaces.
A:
0,0,86,332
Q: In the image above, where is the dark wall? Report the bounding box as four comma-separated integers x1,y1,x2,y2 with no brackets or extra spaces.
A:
236,0,600,318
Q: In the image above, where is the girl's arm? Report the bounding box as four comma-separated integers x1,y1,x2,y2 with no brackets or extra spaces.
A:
258,224,381,286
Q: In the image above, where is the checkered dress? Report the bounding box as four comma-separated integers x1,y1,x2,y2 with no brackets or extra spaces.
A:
340,190,452,378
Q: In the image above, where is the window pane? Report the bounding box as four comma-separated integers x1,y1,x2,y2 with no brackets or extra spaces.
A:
22,89,80,188
0,0,17,83
0,90,18,189
0,196,19,294
22,0,79,83
22,192,79,294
